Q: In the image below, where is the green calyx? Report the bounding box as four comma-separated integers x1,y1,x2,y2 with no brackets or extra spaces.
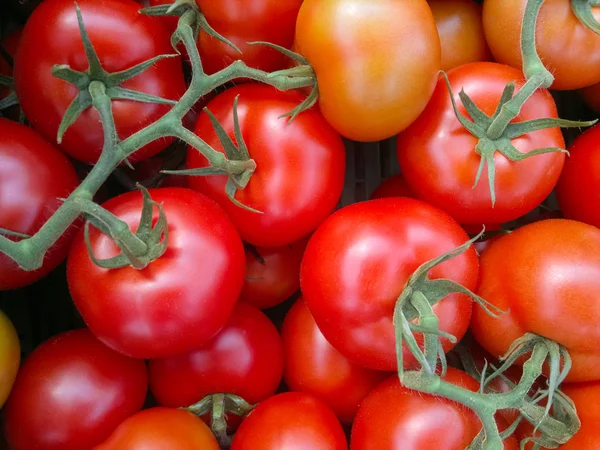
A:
571,0,600,35
0,74,19,111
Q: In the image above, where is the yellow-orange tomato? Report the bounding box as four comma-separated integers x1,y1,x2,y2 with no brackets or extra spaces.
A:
483,0,600,90
429,0,490,71
0,310,20,408
295,0,441,142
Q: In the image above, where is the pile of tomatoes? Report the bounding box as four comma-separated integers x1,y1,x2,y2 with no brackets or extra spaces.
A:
2,0,600,448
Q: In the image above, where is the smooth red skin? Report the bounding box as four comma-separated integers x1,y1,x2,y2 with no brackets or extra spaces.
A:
230,392,348,450
94,408,220,450
195,0,303,75
149,302,283,407
556,124,600,228
397,62,565,226
4,329,148,450
281,299,389,424
149,0,179,33
300,198,479,371
67,188,245,359
240,238,307,309
14,0,185,164
471,219,600,383
0,119,79,290
187,84,346,248
369,173,414,200
351,368,518,450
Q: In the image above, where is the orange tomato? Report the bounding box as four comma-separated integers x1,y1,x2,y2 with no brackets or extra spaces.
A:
0,310,20,409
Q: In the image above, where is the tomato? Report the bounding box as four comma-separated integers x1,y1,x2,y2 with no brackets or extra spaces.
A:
14,0,185,164
148,0,179,34
429,0,491,71
0,310,19,409
281,299,388,424
0,119,79,290
187,84,346,248
239,239,307,309
351,368,519,450
67,188,245,359
369,173,414,200
295,0,441,142
471,219,600,382
196,0,303,75
94,408,220,450
580,81,600,112
397,62,565,225
4,329,148,450
300,198,478,371
230,392,348,450
556,124,600,229
483,0,600,90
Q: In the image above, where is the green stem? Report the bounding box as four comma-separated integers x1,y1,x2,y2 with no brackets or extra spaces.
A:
211,393,231,448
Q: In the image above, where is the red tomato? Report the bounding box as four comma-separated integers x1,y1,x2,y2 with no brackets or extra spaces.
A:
281,299,389,424
148,0,179,34
67,188,245,358
230,392,348,450
369,173,414,200
14,0,185,164
556,124,600,229
4,329,148,450
239,239,307,309
187,84,346,248
300,198,479,371
94,408,220,450
580,81,600,112
397,63,565,225
0,310,19,409
0,118,79,290
471,219,600,382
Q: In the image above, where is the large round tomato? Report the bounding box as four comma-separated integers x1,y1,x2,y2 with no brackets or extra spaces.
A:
556,124,600,229
4,329,148,450
294,0,441,142
14,0,185,164
482,0,600,90
0,310,19,409
397,62,565,225
187,84,346,248
230,392,347,450
149,302,283,408
471,219,600,382
0,118,79,290
67,188,245,358
281,299,388,424
300,198,478,371
94,408,220,450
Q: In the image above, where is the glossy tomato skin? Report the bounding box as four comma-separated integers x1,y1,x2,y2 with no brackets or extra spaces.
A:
67,188,245,359
281,299,389,424
471,219,600,382
295,0,441,142
369,173,414,200
14,0,185,164
300,198,479,371
94,408,220,450
0,119,80,290
149,302,283,408
230,392,348,450
187,84,346,248
4,329,148,450
397,62,565,225
556,124,600,228
483,0,600,90
0,310,19,409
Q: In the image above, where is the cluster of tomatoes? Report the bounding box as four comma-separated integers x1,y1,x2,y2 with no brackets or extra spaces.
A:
2,0,600,449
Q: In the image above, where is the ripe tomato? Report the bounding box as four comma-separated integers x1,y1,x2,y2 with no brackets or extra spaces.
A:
239,239,307,309
230,392,347,450
397,62,565,225
429,0,491,71
196,0,303,75
556,124,600,229
14,0,185,164
483,0,600,90
4,329,148,450
0,119,79,290
295,0,441,142
300,198,478,371
471,219,600,382
580,81,600,112
369,173,414,200
187,84,346,248
0,310,19,409
281,299,389,424
94,408,220,450
67,188,245,359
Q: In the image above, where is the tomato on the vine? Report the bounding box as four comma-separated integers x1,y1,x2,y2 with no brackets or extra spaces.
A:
369,174,414,200
0,310,19,409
